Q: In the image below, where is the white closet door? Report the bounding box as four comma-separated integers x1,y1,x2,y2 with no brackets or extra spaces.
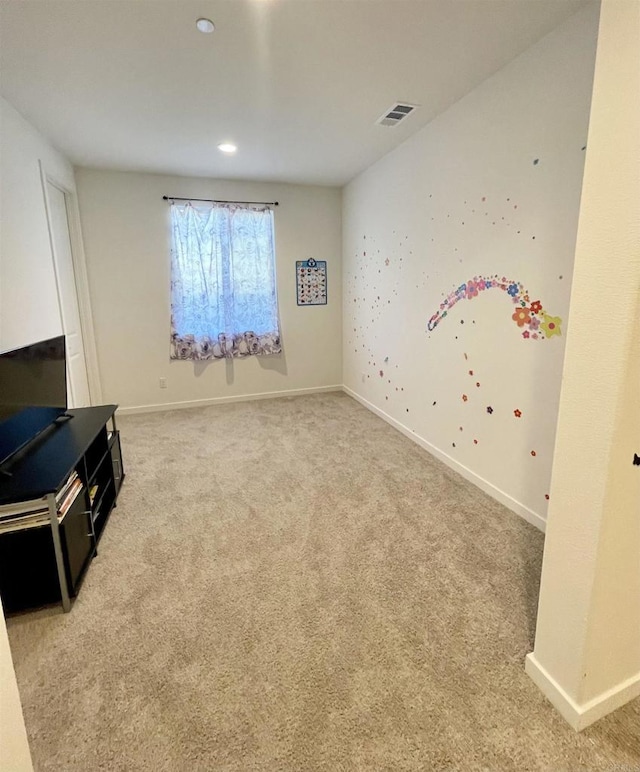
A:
46,181,91,408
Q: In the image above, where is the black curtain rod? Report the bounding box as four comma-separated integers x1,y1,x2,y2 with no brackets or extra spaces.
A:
163,196,279,206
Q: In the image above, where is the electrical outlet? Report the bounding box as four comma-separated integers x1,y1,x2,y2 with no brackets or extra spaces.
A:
159,377,167,389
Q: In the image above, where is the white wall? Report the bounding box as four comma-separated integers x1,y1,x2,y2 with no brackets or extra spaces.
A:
75,170,342,411
0,96,76,349
0,96,73,772
342,4,599,528
527,0,640,729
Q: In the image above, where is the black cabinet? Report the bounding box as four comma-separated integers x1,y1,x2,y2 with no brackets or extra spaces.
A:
0,525,62,612
0,405,124,615
0,486,93,612
62,490,93,592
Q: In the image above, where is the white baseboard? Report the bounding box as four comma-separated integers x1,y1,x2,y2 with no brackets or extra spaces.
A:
525,652,640,730
342,385,546,533
117,384,343,415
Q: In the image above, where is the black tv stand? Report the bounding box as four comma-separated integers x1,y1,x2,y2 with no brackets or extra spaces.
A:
0,405,124,614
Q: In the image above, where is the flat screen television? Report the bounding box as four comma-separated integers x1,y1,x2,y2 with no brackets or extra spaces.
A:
0,335,68,468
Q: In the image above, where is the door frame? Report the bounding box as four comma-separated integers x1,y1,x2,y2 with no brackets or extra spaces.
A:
39,161,103,405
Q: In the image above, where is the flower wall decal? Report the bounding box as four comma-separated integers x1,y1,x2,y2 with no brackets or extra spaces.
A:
541,313,562,338
426,275,562,340
512,308,531,327
530,300,543,315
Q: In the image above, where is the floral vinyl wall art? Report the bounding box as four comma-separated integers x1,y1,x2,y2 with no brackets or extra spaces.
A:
427,275,562,340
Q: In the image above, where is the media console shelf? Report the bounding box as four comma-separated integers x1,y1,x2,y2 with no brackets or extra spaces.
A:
0,405,124,614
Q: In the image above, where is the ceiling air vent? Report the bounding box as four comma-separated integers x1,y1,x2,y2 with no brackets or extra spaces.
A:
376,102,418,127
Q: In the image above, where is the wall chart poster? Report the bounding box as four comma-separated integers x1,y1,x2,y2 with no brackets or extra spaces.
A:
296,258,327,306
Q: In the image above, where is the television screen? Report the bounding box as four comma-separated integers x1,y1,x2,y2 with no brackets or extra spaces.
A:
0,336,67,467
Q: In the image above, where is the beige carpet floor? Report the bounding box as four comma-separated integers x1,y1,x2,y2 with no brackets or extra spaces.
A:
7,392,640,771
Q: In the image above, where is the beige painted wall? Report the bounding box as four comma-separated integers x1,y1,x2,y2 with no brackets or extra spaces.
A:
75,170,342,410
0,97,76,349
527,0,640,729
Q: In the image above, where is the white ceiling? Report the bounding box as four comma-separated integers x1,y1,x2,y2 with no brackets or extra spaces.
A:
0,0,587,187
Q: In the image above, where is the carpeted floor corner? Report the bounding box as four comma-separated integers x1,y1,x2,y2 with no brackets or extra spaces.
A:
6,392,640,771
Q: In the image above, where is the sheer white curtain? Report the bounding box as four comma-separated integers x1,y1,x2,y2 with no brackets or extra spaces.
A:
170,202,281,359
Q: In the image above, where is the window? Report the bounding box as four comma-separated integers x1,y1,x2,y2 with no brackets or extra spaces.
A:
170,202,281,360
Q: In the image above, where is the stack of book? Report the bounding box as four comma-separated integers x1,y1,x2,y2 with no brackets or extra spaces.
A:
0,471,83,534
0,498,49,534
57,471,82,517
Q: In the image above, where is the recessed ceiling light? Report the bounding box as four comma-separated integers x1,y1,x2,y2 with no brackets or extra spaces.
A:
218,143,237,154
196,18,215,34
